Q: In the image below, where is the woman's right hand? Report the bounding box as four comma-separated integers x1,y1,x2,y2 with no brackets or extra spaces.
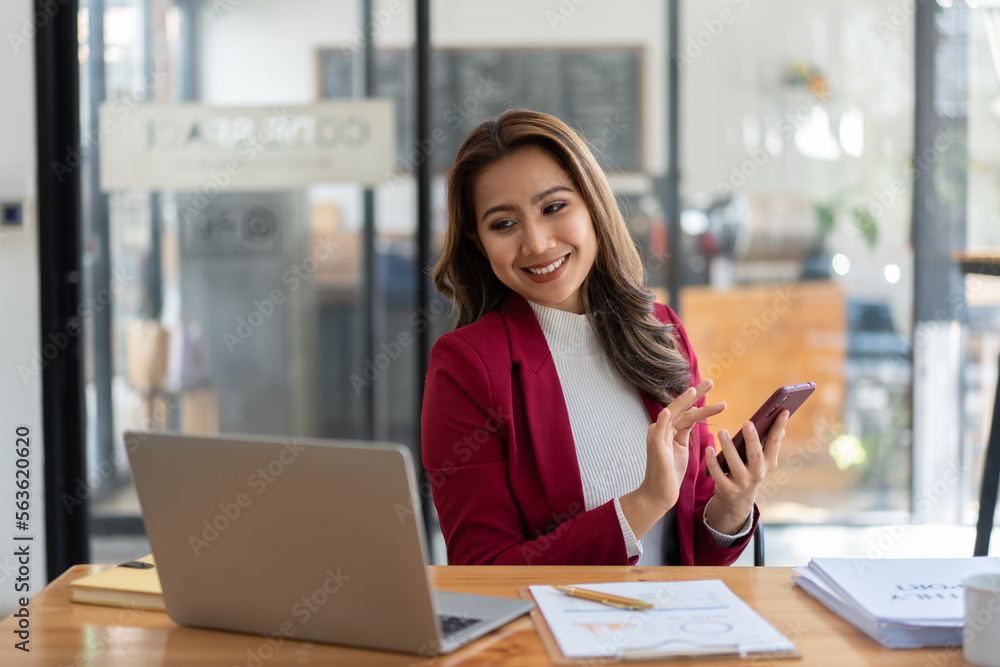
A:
620,379,724,539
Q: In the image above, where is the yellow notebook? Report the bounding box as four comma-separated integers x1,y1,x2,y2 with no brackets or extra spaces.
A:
69,555,165,612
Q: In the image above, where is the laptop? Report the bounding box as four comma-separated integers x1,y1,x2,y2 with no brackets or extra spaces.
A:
125,431,534,655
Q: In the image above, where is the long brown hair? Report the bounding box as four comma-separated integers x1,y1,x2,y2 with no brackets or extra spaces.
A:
434,109,690,402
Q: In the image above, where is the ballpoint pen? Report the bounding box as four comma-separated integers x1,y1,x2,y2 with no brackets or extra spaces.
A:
552,585,653,610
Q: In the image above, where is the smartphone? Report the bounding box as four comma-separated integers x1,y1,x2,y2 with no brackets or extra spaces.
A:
708,382,817,475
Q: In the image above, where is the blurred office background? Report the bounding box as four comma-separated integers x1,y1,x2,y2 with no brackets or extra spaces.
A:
21,0,1000,565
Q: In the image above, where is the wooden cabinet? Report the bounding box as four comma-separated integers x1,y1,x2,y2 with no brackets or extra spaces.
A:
679,282,847,517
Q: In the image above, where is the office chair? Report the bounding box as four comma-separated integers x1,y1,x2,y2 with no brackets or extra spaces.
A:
753,522,765,566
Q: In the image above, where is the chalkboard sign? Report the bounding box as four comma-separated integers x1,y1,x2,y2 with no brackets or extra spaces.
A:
318,47,643,173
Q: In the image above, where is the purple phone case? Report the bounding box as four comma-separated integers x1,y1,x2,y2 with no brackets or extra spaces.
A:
711,382,816,475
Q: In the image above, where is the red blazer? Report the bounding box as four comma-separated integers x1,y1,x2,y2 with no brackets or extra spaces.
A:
421,292,757,565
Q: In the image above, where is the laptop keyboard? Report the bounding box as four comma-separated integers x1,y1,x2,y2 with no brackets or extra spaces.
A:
437,614,483,637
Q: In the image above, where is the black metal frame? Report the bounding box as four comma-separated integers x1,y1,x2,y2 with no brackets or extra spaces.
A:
414,0,436,536
753,524,765,567
357,0,382,440
970,256,1000,555
974,348,1000,556
36,0,89,580
913,0,975,540
664,0,682,313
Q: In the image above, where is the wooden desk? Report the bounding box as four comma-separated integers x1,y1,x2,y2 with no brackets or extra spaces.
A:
679,282,848,514
0,565,973,666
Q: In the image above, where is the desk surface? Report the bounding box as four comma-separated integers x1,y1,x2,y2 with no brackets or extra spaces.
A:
0,565,973,666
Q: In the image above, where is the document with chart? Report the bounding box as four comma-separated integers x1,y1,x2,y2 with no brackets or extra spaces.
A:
528,580,798,660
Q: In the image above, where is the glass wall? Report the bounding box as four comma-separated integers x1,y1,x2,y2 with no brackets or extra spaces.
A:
677,0,916,524
80,0,421,554
77,0,998,561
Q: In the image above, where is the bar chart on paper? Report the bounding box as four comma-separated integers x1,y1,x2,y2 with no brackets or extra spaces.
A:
529,580,799,659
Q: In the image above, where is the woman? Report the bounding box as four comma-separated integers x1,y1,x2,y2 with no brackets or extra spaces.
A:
422,109,788,566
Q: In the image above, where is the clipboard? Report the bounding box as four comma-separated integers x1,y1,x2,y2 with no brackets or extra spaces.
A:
520,587,612,665
518,587,802,664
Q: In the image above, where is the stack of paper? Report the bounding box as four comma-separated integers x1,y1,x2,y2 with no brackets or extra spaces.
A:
793,557,1000,648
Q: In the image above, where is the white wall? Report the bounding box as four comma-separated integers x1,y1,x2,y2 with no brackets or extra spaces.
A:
0,0,46,618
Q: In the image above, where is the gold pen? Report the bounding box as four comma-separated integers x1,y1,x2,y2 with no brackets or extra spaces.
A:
552,585,653,610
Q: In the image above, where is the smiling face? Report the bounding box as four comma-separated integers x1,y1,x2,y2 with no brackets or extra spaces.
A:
472,145,599,314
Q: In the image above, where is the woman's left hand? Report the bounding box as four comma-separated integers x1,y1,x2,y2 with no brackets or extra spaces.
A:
703,410,790,535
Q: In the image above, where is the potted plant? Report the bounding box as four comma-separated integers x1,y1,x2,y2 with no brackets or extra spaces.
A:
801,189,879,280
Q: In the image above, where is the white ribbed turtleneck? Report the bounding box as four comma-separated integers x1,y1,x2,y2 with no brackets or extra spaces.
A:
528,301,665,565
527,300,751,565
